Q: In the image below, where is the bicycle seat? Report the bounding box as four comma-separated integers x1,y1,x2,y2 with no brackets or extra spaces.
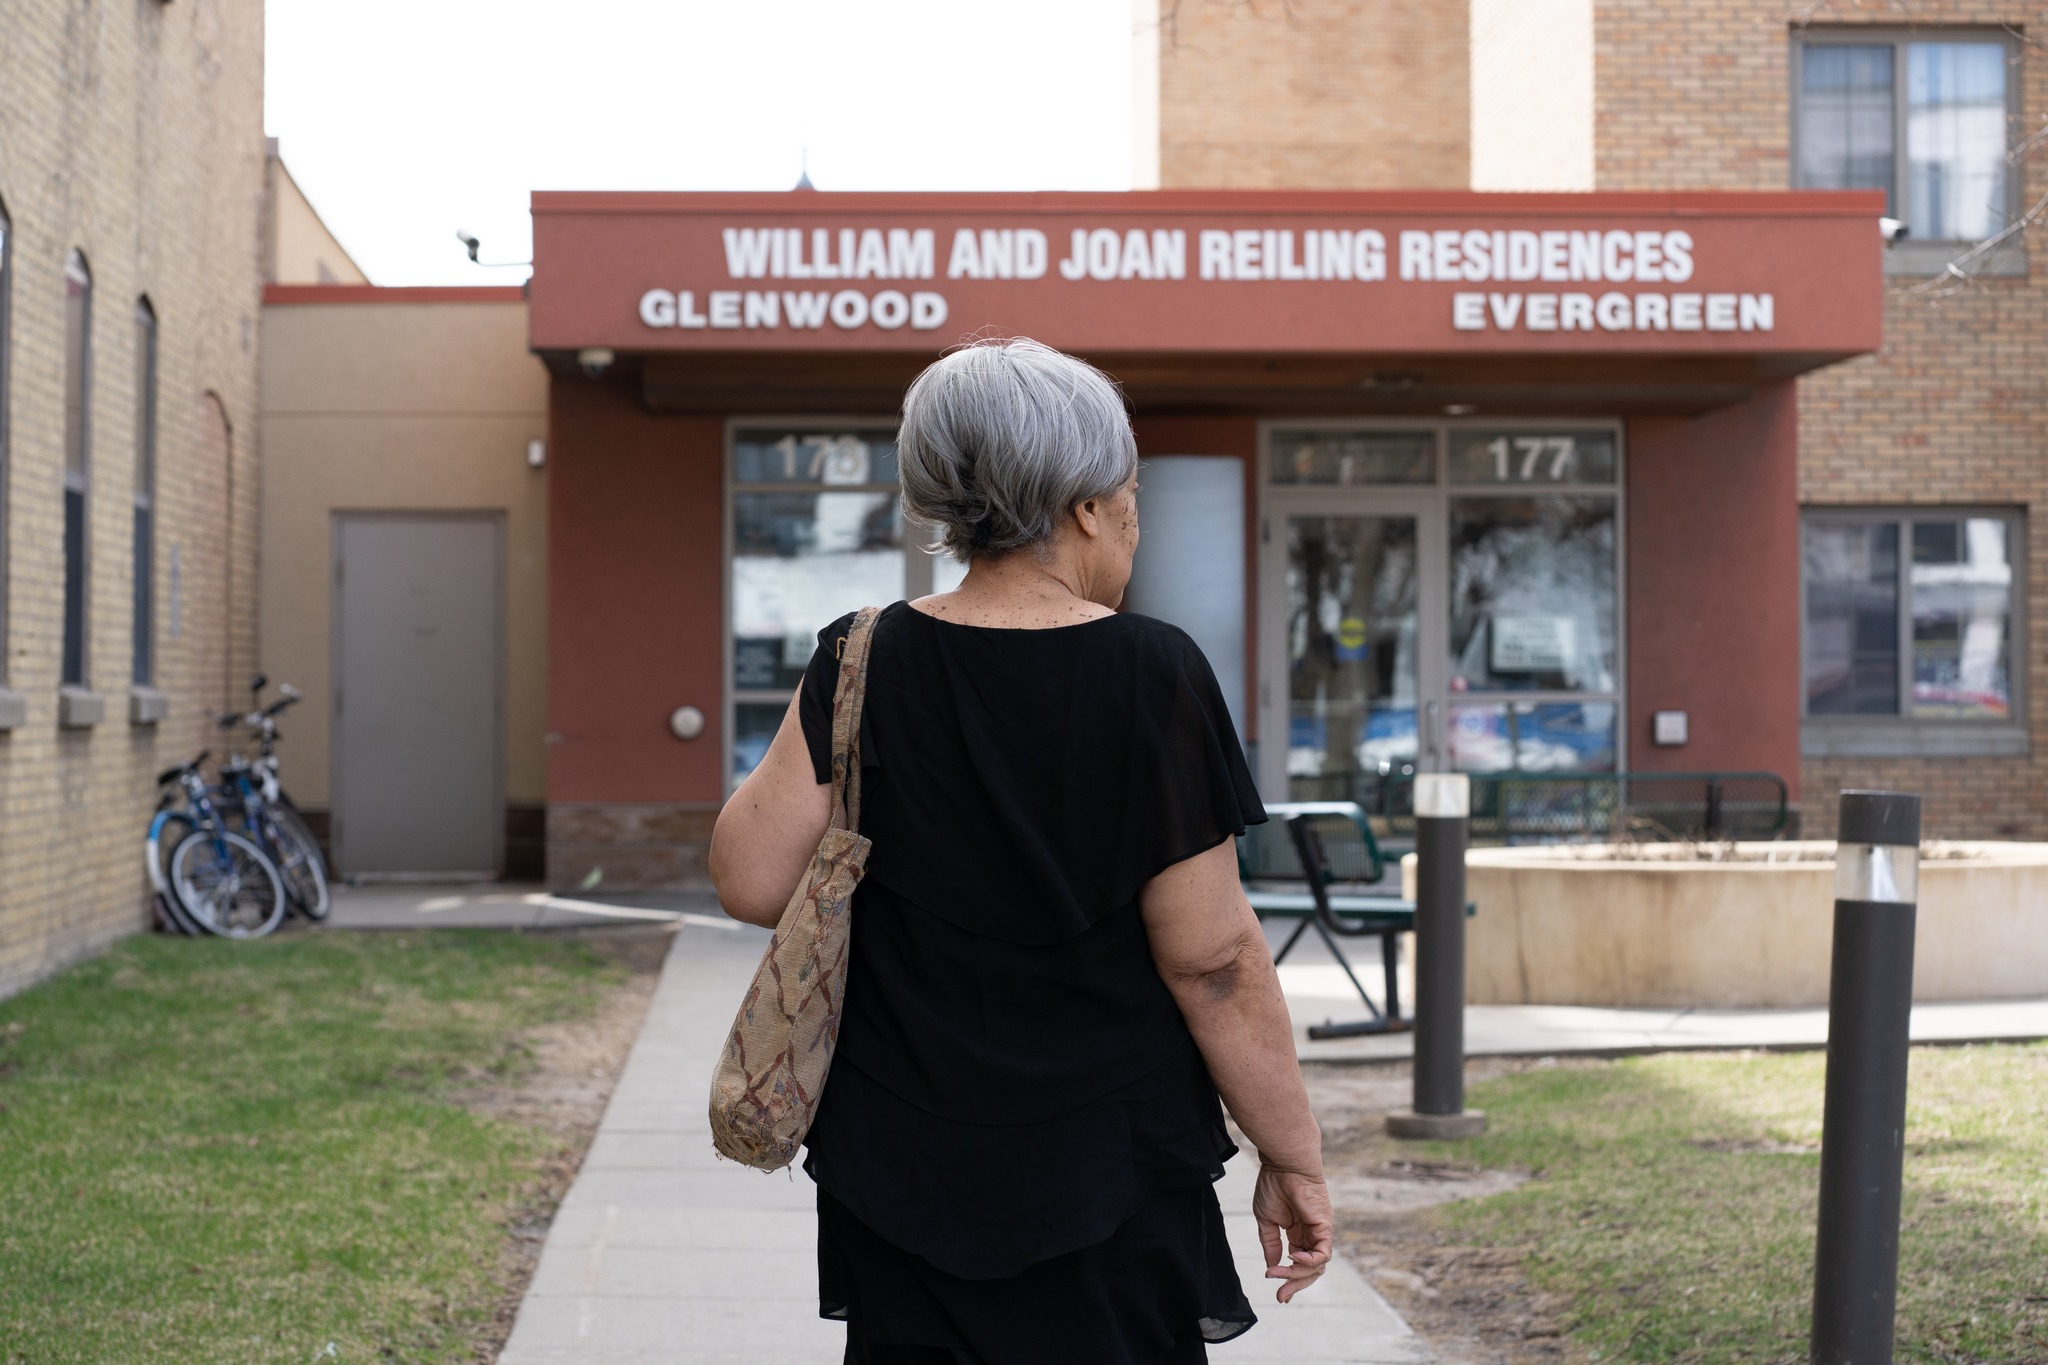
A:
156,751,209,785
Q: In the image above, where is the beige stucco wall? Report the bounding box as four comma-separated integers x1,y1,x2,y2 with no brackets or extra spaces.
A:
1464,843,2048,1008
258,297,546,814
263,148,367,286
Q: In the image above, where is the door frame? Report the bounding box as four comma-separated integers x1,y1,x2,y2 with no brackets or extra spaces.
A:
330,509,507,877
1254,418,1628,802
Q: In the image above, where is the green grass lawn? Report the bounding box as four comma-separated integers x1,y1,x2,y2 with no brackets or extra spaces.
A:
0,930,623,1363
1418,1044,2048,1364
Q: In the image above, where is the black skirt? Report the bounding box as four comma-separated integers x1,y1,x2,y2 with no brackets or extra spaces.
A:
819,1180,1254,1365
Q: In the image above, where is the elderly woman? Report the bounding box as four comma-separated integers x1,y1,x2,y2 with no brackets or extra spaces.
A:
709,337,1331,1364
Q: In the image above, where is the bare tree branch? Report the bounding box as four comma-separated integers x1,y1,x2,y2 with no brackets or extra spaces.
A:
1152,0,1297,52
1907,187,2048,296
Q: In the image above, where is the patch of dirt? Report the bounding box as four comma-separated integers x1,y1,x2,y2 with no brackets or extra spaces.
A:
1305,1059,1580,1365
457,925,673,1364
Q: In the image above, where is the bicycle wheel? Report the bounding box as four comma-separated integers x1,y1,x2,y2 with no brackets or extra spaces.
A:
146,810,196,898
263,806,332,921
146,810,203,935
169,829,287,939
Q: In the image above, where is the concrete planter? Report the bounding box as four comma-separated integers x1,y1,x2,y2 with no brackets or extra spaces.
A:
1461,842,2048,1008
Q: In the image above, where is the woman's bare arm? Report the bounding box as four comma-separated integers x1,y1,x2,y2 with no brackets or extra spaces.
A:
707,693,832,928
1141,838,1332,1302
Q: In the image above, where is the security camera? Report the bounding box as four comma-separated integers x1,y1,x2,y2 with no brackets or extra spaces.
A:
456,228,482,263
577,347,615,379
1879,217,1910,244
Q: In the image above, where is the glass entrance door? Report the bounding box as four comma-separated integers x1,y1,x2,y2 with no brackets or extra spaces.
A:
1263,494,1446,800
1258,423,1624,805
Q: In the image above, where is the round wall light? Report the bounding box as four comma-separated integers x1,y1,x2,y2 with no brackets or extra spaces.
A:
669,705,706,741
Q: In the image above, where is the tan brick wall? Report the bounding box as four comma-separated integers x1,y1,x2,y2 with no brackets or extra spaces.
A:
0,0,266,997
1597,0,2048,838
1594,0,1791,191
1157,0,1469,189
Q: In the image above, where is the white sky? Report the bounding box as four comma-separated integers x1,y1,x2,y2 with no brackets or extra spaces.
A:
264,0,1137,286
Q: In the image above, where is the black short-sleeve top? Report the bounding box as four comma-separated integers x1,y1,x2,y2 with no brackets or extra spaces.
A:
795,601,1266,1279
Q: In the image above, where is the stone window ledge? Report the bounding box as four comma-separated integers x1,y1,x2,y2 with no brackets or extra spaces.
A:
129,685,170,726
0,687,24,731
1884,240,2027,280
1802,722,2029,759
58,687,105,729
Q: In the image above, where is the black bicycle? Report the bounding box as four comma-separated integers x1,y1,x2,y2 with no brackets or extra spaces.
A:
216,675,331,921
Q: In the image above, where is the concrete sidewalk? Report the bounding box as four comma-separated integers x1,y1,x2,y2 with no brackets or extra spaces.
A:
1271,928,2048,1063
324,882,730,930
496,921,1432,1365
326,884,2048,1064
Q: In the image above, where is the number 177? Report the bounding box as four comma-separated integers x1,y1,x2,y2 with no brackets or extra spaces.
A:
1488,436,1577,481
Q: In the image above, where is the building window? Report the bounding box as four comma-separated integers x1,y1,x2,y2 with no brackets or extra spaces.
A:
1795,31,2017,246
1802,509,2025,756
62,251,92,688
725,423,961,791
0,203,12,683
132,298,157,685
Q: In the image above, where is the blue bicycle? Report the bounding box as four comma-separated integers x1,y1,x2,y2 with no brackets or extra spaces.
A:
147,753,287,938
215,677,331,921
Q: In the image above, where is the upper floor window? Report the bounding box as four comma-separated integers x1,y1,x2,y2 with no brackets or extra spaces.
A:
62,251,92,688
132,298,157,686
1795,32,2017,244
1802,508,2026,756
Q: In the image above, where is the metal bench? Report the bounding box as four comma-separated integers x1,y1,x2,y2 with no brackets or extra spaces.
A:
1237,801,1415,1039
1356,770,1792,846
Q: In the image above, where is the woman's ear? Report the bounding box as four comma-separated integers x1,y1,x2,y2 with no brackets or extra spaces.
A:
1071,496,1103,541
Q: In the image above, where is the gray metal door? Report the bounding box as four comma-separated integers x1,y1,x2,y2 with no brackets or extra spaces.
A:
333,514,503,875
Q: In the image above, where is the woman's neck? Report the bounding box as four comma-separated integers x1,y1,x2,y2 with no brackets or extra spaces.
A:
911,546,1118,630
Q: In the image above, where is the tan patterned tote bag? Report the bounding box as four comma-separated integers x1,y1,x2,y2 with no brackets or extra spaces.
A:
708,605,880,1171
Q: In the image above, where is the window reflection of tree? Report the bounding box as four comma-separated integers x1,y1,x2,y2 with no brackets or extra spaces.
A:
1286,518,1420,794
1289,519,1417,706
1450,497,1616,693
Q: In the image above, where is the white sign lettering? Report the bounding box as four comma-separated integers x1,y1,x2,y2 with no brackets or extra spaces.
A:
1398,228,1694,283
1450,290,1773,333
633,223,1778,335
721,227,935,280
637,287,948,332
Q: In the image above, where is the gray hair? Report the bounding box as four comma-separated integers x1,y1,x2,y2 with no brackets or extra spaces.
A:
897,337,1138,559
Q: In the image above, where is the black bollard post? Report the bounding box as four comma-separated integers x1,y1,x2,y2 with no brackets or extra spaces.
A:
1811,790,1921,1365
1387,773,1485,1140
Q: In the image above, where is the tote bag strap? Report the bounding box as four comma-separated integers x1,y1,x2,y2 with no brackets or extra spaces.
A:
828,606,882,836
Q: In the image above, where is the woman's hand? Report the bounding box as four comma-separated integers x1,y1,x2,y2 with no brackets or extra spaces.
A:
1253,1163,1333,1303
